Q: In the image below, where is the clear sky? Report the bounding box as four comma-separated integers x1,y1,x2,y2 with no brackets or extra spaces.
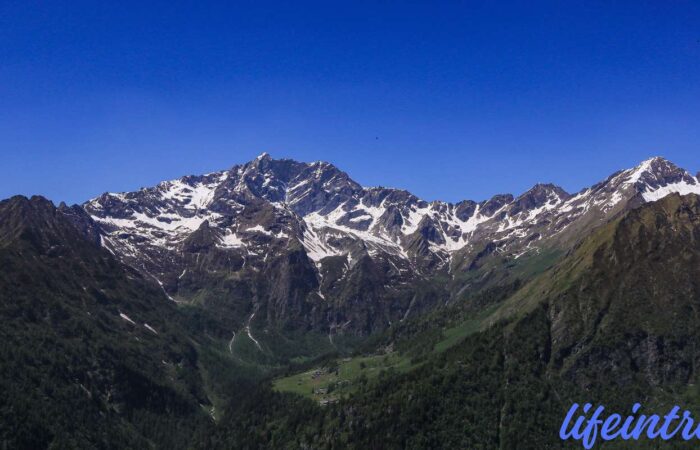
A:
1,1,699,205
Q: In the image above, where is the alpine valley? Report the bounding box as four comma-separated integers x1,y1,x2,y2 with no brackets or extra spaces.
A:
3,154,700,449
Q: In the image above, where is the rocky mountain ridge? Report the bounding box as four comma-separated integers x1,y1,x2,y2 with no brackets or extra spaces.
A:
81,155,700,338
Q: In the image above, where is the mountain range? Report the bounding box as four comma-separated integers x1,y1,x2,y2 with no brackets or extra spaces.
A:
2,154,700,448
82,155,700,342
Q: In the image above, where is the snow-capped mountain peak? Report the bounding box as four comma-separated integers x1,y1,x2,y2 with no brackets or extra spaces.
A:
622,156,700,201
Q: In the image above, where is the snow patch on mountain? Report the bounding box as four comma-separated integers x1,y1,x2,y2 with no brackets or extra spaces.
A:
160,173,226,210
642,179,700,202
218,230,245,248
119,312,136,325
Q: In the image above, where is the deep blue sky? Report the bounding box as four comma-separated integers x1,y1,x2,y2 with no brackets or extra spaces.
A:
1,1,699,204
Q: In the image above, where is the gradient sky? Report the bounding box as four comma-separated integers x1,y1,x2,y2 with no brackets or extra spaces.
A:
1,1,699,205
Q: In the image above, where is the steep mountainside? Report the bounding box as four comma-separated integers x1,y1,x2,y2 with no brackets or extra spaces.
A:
0,196,217,448
83,155,700,343
498,192,700,389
